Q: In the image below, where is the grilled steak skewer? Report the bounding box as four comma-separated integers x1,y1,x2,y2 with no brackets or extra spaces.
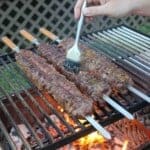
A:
19,30,134,120
16,50,94,118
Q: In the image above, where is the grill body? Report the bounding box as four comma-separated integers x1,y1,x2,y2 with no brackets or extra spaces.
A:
0,25,149,150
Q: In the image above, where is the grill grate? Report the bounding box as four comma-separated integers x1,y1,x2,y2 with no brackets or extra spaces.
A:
81,26,150,90
0,26,149,150
0,52,148,150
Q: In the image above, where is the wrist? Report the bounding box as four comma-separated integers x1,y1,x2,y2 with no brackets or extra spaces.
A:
130,0,150,11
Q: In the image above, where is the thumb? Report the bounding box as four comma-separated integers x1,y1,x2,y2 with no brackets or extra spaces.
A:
83,4,112,17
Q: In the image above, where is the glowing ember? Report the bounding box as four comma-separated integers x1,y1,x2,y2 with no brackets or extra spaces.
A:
79,132,105,145
56,105,77,127
122,140,128,150
7,92,150,150
57,106,64,113
74,132,105,149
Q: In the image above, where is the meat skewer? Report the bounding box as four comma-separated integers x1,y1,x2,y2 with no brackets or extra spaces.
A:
2,37,112,140
19,29,134,120
39,28,150,104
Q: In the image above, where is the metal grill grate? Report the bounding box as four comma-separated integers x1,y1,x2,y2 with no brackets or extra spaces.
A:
81,26,150,92
0,25,150,149
0,54,148,149
0,0,149,53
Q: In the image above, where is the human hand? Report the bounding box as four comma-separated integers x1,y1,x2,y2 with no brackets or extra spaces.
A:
74,0,150,19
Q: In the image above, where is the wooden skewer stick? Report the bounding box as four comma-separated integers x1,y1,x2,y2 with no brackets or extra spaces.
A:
19,29,39,45
1,37,20,53
19,29,112,140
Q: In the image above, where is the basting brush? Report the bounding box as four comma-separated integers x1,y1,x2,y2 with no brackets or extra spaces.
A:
64,0,87,73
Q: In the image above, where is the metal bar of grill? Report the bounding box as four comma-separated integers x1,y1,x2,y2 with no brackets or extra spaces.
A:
96,34,149,74
93,32,150,65
120,26,150,44
0,116,16,150
0,94,32,150
0,60,57,144
0,86,44,148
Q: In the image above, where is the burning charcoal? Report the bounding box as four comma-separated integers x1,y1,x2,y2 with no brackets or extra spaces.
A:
9,124,31,150
10,127,23,150
49,115,68,133
18,124,30,139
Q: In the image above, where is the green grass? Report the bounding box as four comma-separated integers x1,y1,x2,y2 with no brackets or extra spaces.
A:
137,23,150,36
0,63,30,97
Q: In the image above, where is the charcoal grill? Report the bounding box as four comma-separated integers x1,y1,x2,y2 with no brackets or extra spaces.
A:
0,25,149,150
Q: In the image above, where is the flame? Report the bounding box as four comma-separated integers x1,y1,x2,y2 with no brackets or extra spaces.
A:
56,105,77,127
79,119,86,124
79,132,105,145
73,132,105,149
122,140,128,150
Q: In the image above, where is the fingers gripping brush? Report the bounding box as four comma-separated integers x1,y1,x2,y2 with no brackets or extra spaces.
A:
64,0,87,73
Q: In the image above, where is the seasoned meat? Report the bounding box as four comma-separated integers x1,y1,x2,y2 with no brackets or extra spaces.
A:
58,38,133,94
16,50,93,118
37,40,133,103
37,43,111,102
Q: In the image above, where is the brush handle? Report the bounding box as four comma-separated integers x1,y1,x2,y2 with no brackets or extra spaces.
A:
1,36,20,53
75,0,87,46
20,29,39,45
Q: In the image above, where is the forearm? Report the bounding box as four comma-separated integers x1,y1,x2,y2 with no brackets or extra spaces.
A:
133,0,150,9
132,0,150,16
74,0,150,19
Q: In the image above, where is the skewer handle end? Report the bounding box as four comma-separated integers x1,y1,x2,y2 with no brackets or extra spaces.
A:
1,36,19,53
20,29,39,45
39,28,59,42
